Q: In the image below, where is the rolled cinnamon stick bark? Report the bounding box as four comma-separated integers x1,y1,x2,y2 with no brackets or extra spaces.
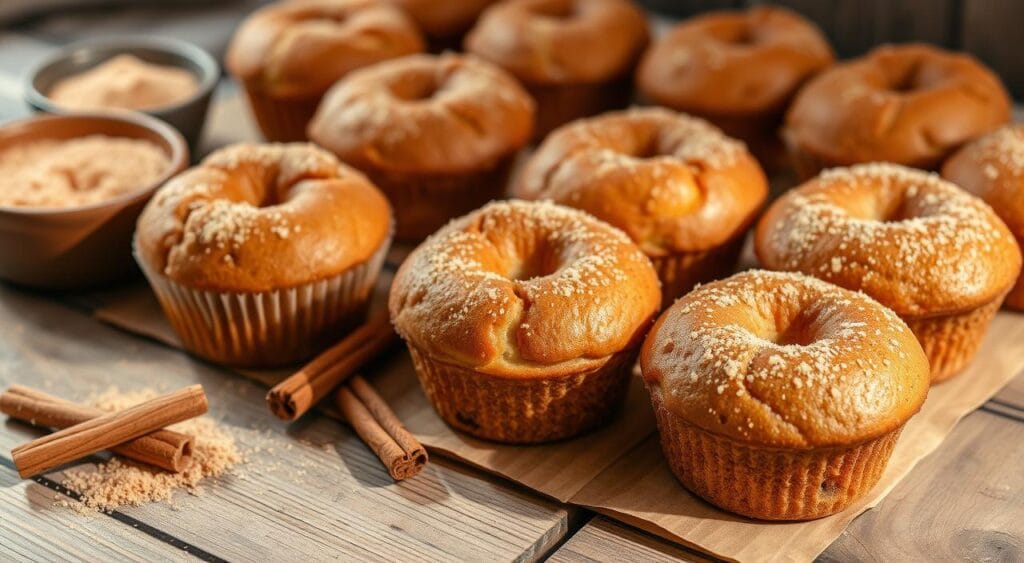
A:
0,385,193,472
267,311,396,421
10,385,208,478
336,375,427,481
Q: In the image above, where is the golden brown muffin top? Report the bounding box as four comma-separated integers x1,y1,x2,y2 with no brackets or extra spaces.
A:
386,0,496,38
135,143,392,291
641,270,930,449
226,0,424,98
514,108,767,256
637,6,833,117
308,53,534,175
784,43,1011,170
943,125,1024,240
755,163,1022,317
389,200,660,376
464,0,649,84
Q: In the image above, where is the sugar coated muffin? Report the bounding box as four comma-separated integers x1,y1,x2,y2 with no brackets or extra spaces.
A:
641,270,930,520
135,142,393,367
389,200,660,443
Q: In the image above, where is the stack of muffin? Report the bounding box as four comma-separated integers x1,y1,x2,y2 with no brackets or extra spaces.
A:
133,0,1024,521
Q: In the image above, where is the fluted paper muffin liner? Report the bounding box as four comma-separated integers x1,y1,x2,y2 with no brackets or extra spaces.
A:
364,157,514,241
649,388,902,520
136,236,389,367
406,344,638,443
526,75,632,141
904,297,1004,383
241,82,322,143
649,236,745,308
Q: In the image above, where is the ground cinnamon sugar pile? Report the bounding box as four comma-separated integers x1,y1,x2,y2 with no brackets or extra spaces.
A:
49,54,198,111
0,135,168,209
57,388,243,514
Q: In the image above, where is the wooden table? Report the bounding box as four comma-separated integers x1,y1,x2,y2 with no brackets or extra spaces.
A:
1,6,1024,561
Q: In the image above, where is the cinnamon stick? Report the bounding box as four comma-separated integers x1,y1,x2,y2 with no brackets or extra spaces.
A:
267,310,396,421
336,375,427,481
10,385,208,478
0,385,193,473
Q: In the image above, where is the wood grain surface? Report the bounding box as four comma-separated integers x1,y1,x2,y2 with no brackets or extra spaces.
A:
0,284,577,561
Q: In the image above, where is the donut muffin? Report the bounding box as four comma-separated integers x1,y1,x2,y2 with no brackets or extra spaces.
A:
641,270,930,520
308,53,534,240
386,0,495,49
135,143,392,367
389,200,660,443
226,0,424,142
756,163,1021,382
513,108,768,305
943,125,1024,310
784,44,1011,179
465,0,649,139
636,6,833,170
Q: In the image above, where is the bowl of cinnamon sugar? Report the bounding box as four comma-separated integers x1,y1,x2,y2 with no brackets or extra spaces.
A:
25,37,219,148
0,112,187,289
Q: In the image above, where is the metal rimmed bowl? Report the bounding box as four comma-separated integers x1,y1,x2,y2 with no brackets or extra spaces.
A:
0,113,188,289
25,36,219,149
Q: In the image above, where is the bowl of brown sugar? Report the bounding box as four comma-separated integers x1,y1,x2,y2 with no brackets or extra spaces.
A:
25,37,219,148
0,112,187,289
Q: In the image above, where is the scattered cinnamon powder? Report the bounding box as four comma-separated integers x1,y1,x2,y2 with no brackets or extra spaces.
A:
48,54,198,111
56,388,243,514
0,135,169,209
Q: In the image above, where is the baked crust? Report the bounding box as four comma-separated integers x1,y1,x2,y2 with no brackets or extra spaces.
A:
943,125,1024,309
464,0,649,85
308,53,534,175
389,200,660,376
513,108,767,256
135,143,392,291
387,0,495,38
641,270,930,448
755,163,1021,317
637,6,833,118
226,0,424,98
784,43,1011,169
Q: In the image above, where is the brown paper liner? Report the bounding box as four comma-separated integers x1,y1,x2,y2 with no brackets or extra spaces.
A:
362,157,515,241
649,236,745,308
904,297,1004,383
405,344,638,444
649,388,902,521
240,82,323,142
782,129,834,181
136,237,389,368
526,75,633,141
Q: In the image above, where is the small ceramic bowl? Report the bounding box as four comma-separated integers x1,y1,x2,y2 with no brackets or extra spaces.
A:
0,113,188,290
25,37,219,149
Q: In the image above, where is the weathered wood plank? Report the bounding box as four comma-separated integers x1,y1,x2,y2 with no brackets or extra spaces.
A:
993,370,1024,412
0,283,575,562
0,464,192,562
549,516,715,563
962,0,1024,99
821,410,1024,561
754,0,955,57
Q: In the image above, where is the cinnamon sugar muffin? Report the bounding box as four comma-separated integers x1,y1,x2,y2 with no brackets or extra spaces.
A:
135,143,392,367
641,270,930,520
784,44,1011,178
226,0,424,142
756,163,1021,382
465,0,649,139
386,0,496,48
308,53,534,240
514,108,767,305
636,6,833,170
389,200,660,443
943,125,1024,310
